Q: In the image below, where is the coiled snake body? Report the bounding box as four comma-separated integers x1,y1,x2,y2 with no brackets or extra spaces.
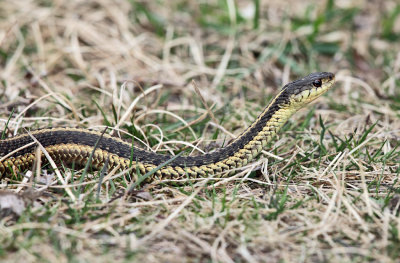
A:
0,72,335,179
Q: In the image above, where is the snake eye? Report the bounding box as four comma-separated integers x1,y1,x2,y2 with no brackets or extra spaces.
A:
312,79,322,88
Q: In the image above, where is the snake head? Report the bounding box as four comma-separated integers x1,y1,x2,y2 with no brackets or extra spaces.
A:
281,72,336,107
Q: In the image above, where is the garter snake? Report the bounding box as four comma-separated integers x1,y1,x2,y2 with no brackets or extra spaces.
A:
0,72,335,179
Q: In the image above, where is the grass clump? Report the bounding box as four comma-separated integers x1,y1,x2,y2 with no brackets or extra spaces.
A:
0,0,400,262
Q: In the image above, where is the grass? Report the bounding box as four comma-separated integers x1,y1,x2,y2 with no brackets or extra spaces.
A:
1,0,400,262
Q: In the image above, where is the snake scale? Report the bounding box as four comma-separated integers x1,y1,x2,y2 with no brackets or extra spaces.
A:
0,72,335,179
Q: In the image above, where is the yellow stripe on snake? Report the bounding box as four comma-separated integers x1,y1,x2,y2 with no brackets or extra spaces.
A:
0,72,335,179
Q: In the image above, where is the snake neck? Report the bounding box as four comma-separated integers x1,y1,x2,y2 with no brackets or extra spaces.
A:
179,91,296,171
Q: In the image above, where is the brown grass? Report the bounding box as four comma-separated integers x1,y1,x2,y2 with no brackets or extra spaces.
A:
1,0,400,262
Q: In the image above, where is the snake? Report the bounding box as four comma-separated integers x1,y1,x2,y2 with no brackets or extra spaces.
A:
0,72,335,179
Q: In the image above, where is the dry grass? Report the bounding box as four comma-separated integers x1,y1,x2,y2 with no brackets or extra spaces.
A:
1,0,400,262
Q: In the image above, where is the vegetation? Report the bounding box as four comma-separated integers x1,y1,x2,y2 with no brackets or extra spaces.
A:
0,0,399,262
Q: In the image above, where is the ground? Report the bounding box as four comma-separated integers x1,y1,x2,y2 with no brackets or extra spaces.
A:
0,0,400,262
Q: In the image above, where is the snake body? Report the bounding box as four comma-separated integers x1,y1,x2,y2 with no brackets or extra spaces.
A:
0,72,335,178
